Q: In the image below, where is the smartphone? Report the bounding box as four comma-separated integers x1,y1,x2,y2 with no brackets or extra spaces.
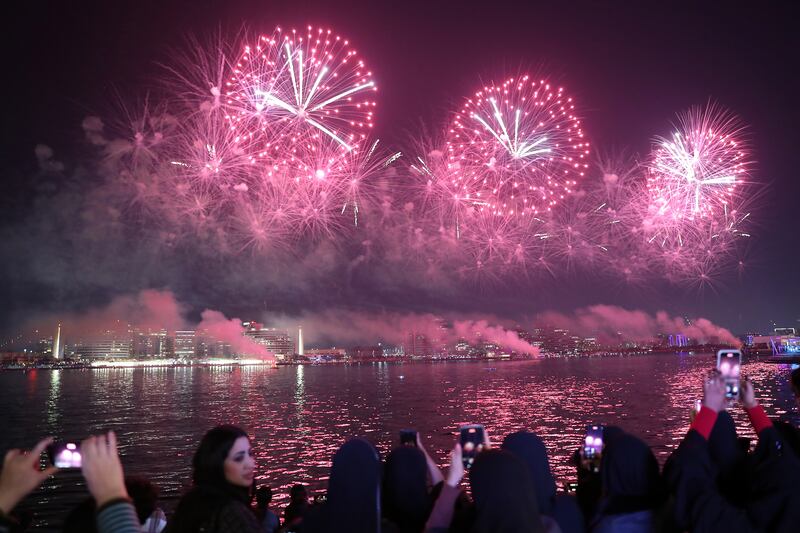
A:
400,429,417,447
46,442,82,468
583,425,604,459
716,349,742,399
459,424,485,469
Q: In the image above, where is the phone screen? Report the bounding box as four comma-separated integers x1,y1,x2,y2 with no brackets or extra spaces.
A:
459,424,485,469
47,442,82,468
400,429,417,447
716,350,742,399
583,425,604,459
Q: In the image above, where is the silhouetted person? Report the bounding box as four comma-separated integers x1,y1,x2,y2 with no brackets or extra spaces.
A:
255,486,280,533
283,484,309,530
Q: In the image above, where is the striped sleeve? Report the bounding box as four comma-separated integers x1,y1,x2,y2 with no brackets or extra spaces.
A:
96,500,141,533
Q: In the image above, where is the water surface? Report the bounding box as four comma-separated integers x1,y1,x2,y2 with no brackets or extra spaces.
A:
1,355,797,530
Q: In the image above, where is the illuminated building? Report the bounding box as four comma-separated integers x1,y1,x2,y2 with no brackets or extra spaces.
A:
380,344,404,357
53,323,62,360
243,322,294,361
668,334,690,347
349,346,383,360
174,330,196,359
73,333,131,361
406,333,431,357
298,326,304,356
129,328,173,358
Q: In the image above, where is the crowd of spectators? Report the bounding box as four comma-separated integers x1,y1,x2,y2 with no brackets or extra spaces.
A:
2,368,800,533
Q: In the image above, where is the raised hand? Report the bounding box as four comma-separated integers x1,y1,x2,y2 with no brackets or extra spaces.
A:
0,437,58,515
740,379,758,409
703,374,727,412
80,431,129,507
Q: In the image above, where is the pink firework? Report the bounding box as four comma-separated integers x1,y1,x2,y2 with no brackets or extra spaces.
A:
645,105,749,229
148,25,391,249
225,26,377,160
445,75,589,217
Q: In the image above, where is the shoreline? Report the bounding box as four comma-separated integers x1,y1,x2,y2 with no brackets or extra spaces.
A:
1,348,762,371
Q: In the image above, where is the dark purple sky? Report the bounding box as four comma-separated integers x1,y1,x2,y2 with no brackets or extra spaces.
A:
1,0,798,335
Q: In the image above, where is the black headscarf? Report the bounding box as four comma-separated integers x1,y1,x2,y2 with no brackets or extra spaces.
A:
469,449,544,533
306,438,382,533
166,425,255,533
502,431,584,533
382,446,431,532
598,433,663,516
667,424,800,533
707,410,748,504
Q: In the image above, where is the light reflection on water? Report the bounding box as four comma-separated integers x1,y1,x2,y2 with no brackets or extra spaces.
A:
1,355,797,531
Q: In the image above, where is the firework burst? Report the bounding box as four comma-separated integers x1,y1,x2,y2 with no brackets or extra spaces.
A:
445,75,590,217
225,26,377,157
644,105,749,240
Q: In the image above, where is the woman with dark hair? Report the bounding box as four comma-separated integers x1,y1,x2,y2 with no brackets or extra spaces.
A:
165,425,261,533
304,438,382,533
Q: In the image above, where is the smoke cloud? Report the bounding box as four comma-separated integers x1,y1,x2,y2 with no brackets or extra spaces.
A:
23,290,272,360
263,309,539,354
535,304,739,346
197,309,273,359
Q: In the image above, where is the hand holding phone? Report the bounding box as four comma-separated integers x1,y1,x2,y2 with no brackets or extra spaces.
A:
46,442,82,469
459,424,486,469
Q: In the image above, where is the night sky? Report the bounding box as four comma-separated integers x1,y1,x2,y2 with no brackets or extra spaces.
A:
1,0,798,337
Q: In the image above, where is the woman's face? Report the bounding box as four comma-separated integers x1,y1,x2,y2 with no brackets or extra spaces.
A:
224,436,255,487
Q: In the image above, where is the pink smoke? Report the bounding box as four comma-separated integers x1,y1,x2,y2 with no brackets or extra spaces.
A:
197,309,274,360
36,289,187,338
265,310,540,355
536,304,739,346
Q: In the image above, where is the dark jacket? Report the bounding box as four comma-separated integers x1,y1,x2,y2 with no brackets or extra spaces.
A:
165,484,261,533
666,423,800,533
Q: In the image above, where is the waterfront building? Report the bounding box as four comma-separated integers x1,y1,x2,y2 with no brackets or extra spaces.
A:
243,322,294,361
349,346,383,360
129,328,173,358
304,348,346,361
406,333,431,357
72,333,131,361
298,326,304,356
380,344,404,357
174,330,196,359
53,323,62,359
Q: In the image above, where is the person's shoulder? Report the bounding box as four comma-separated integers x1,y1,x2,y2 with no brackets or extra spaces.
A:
591,510,653,533
215,499,261,533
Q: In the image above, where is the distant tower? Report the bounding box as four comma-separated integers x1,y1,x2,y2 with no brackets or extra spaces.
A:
53,323,62,359
298,326,304,356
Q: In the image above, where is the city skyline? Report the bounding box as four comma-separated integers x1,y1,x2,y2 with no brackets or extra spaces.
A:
1,1,798,337
5,297,780,361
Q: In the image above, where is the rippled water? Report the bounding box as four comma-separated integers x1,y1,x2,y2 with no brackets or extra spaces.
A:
1,355,798,531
